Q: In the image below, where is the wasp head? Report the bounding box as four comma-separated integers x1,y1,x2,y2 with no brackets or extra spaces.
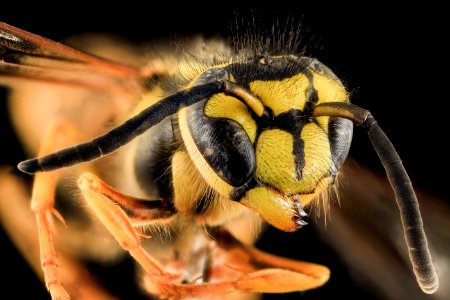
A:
190,56,354,231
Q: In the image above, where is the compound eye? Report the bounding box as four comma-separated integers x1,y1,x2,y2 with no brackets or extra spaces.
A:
328,117,353,171
301,57,353,170
186,100,255,187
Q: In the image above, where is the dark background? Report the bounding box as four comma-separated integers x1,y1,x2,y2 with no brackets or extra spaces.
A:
1,3,448,300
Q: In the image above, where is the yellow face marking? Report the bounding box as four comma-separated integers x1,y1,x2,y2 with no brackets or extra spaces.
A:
299,123,333,192
172,151,250,224
241,186,298,232
249,73,309,116
311,70,348,134
204,94,257,142
178,107,234,196
255,129,297,193
255,124,332,195
300,175,334,207
315,116,330,134
312,71,348,105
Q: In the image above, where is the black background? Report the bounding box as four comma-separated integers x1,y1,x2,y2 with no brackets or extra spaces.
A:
1,3,448,300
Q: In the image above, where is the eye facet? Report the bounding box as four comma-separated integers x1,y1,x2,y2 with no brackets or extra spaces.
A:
187,100,256,187
328,117,353,171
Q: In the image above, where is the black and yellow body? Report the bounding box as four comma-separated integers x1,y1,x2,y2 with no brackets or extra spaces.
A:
1,21,438,299
130,55,353,233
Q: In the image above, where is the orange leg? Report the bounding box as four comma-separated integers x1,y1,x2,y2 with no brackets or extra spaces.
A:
145,227,330,299
29,119,89,300
77,172,178,279
210,228,330,293
75,172,329,299
0,168,117,300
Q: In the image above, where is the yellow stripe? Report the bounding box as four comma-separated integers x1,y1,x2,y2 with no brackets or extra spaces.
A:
171,150,210,214
255,124,332,195
255,129,297,193
312,71,348,105
311,71,348,133
204,94,257,142
178,107,234,196
249,73,309,116
299,123,332,192
171,150,250,225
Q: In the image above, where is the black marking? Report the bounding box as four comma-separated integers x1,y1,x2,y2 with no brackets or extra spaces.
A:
226,56,308,88
195,194,215,214
230,177,258,201
226,56,340,89
177,57,344,194
250,106,273,136
18,81,226,173
302,57,340,80
187,100,256,187
303,75,319,114
272,109,308,132
227,56,343,183
292,138,305,180
195,68,229,85
134,117,180,199
272,109,309,180
183,67,256,187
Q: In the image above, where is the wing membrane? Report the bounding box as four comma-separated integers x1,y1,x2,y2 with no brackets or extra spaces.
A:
0,22,145,89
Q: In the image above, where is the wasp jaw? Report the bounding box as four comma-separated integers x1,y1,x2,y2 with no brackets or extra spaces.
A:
296,219,308,227
299,206,308,218
291,195,309,228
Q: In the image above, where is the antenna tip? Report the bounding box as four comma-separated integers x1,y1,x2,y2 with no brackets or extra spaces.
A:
419,274,439,294
17,159,39,174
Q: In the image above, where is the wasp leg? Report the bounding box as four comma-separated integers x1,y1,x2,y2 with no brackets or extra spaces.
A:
77,172,178,280
0,168,117,300
210,227,330,293
27,119,91,300
147,227,329,299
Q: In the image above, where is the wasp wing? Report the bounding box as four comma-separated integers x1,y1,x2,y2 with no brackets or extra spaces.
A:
0,22,169,156
0,22,148,90
313,160,449,300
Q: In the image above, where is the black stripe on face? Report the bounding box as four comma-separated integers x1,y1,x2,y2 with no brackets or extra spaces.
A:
303,71,319,114
272,109,310,180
